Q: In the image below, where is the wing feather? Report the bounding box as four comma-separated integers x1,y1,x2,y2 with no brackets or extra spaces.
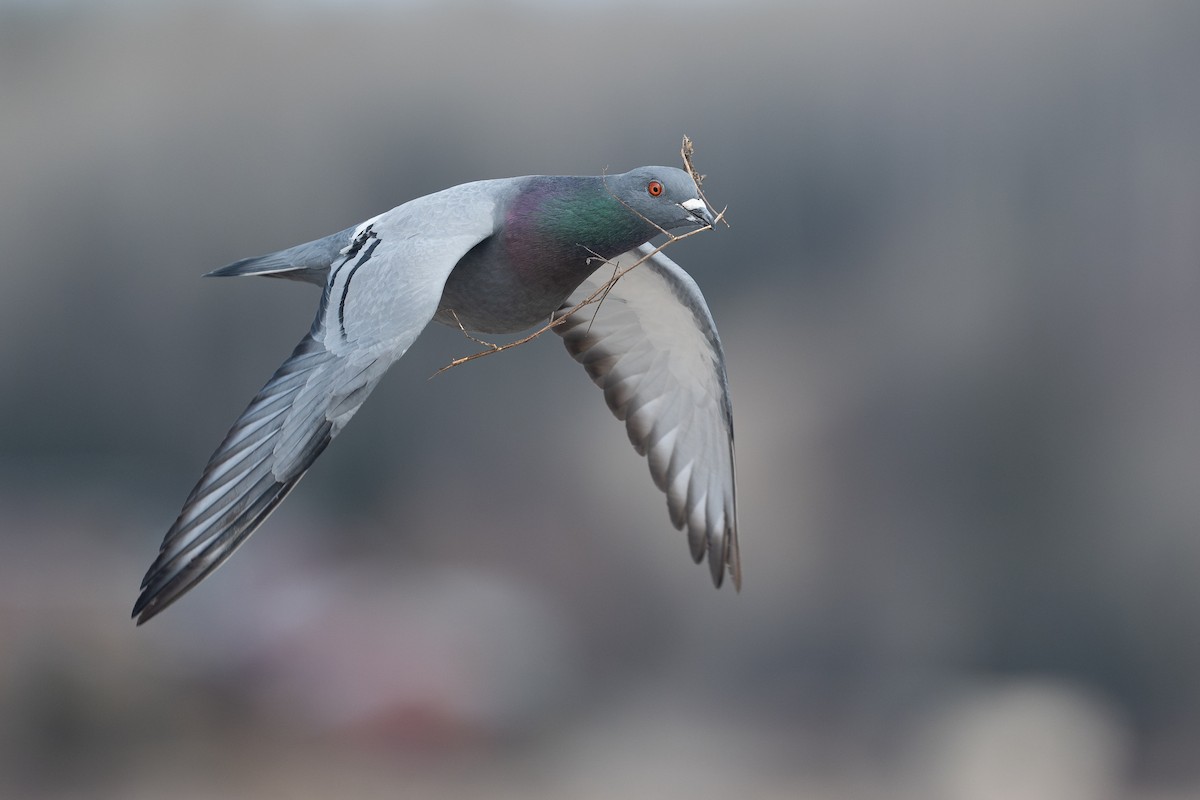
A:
134,184,500,623
554,244,740,589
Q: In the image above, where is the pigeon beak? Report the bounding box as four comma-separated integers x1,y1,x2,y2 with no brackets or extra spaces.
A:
680,198,717,228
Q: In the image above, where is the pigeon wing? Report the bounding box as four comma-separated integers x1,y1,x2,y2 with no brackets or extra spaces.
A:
133,184,501,623
554,244,740,589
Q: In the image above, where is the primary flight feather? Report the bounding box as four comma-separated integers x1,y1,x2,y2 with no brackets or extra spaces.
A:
133,165,739,624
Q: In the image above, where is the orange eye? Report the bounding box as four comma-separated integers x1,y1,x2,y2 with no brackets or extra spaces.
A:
647,180,664,197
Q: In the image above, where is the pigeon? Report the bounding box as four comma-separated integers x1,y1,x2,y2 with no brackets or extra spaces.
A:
133,165,739,624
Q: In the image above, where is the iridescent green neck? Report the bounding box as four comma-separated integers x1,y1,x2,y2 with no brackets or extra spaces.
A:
506,177,658,271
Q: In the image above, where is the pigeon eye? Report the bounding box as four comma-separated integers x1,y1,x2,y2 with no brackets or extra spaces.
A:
647,180,664,197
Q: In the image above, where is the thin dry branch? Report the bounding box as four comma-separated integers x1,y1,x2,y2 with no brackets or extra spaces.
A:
681,134,729,229
432,138,725,378
444,309,501,351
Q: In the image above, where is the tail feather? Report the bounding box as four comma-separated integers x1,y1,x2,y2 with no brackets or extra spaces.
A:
206,226,356,285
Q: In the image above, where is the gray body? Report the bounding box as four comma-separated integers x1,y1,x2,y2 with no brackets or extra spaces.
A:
134,166,739,623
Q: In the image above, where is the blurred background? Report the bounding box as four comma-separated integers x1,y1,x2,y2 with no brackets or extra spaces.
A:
2,0,1199,797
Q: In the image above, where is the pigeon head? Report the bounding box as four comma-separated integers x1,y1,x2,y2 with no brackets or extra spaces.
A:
605,167,717,233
